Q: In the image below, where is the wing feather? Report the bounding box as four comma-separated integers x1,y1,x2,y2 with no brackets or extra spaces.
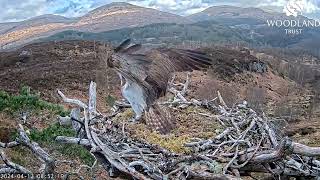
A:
142,48,212,105
122,44,142,54
155,48,212,71
112,44,212,134
115,46,212,106
177,49,212,65
114,39,131,53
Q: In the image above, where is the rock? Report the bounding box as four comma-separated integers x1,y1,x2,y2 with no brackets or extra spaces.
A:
18,50,32,63
249,61,268,73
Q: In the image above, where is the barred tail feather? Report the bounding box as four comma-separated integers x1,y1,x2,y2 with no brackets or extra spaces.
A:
145,104,175,134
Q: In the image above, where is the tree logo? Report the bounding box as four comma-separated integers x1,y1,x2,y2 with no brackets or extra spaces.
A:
283,0,304,17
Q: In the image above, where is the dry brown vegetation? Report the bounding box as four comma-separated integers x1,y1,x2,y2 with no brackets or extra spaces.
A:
0,40,319,179
1,40,318,134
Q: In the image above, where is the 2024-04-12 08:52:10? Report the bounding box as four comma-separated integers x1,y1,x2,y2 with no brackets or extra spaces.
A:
0,173,66,179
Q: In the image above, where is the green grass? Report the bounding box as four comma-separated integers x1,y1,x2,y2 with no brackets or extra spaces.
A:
30,123,95,166
1,87,93,166
105,94,116,107
56,144,94,166
9,146,30,166
0,86,69,116
29,123,75,142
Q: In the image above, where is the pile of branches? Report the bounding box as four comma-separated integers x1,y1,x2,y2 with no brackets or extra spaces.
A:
55,81,320,179
1,78,320,179
187,100,320,178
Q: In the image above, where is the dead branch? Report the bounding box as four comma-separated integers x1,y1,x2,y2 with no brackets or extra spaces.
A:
0,123,56,177
0,149,32,174
292,142,320,157
217,91,227,108
55,136,91,147
0,141,19,148
54,81,320,179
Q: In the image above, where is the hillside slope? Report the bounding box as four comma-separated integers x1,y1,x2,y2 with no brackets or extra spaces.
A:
39,21,255,46
0,40,312,116
0,2,188,50
1,40,319,175
39,18,320,59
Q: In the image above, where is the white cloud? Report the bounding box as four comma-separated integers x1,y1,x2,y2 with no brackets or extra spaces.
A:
128,0,212,15
258,0,320,13
1,0,320,22
183,7,208,15
0,0,47,22
303,0,320,13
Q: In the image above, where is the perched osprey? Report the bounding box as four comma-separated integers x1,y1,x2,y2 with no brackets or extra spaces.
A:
100,39,212,134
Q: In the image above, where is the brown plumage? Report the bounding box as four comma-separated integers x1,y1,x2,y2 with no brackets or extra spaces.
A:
145,104,175,134
100,39,212,134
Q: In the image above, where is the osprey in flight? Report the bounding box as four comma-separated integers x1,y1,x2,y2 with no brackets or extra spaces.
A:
100,39,212,134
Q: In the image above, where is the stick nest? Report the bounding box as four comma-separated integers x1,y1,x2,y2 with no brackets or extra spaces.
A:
2,79,320,180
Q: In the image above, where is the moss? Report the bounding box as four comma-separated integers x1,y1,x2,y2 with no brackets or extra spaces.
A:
29,123,94,166
8,146,31,167
101,95,223,154
0,87,69,116
145,132,192,154
1,88,92,166
115,104,224,154
105,94,116,107
131,124,192,154
56,144,94,166
122,109,134,119
113,109,135,124
29,123,75,142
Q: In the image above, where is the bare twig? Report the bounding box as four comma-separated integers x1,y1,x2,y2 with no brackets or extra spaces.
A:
53,81,320,179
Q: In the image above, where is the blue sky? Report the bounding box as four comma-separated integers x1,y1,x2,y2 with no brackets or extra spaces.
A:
1,0,320,22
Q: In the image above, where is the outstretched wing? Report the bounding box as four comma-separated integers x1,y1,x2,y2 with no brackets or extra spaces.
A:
113,40,212,134
115,44,212,106
153,48,212,71
144,48,212,105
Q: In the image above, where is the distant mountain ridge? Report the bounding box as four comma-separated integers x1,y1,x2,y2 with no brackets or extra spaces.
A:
0,3,318,51
75,2,188,32
38,21,255,46
188,5,307,22
0,14,74,33
0,2,188,50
